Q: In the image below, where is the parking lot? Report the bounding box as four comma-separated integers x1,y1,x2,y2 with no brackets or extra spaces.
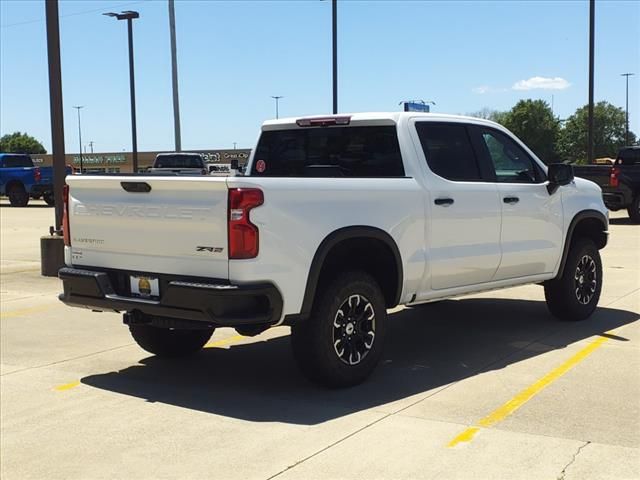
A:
1,199,638,479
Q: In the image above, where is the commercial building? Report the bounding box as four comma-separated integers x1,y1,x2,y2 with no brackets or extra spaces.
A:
31,149,251,173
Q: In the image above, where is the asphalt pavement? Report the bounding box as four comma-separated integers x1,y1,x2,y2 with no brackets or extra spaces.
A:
1,199,638,479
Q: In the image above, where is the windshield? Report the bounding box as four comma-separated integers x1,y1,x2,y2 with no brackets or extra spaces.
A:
250,126,404,177
153,155,203,169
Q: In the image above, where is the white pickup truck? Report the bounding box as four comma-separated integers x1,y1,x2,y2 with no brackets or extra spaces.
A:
59,112,608,387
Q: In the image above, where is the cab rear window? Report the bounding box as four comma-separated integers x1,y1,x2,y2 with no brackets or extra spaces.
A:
153,155,203,168
250,126,405,177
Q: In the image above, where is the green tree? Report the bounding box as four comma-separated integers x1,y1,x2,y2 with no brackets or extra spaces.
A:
467,107,508,124
0,132,47,154
500,100,560,164
558,102,636,164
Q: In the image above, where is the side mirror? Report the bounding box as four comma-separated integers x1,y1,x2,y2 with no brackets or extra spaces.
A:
547,163,574,194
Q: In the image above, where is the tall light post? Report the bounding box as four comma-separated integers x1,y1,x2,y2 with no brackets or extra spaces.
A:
168,0,182,151
587,0,595,164
73,105,84,173
621,73,635,146
104,10,140,172
332,0,337,114
271,96,283,119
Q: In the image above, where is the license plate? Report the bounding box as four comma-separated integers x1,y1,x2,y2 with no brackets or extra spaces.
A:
130,275,159,298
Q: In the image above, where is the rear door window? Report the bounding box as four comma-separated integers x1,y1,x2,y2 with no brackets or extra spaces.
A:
415,123,483,181
1,155,33,168
617,148,640,165
251,126,404,177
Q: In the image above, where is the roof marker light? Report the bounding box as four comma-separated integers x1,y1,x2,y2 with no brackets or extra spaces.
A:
296,116,351,127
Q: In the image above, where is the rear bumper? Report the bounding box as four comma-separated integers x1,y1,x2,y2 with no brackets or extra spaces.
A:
603,192,629,210
30,184,52,196
58,267,283,327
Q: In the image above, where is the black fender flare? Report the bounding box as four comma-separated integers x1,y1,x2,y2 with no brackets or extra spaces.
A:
296,226,403,320
555,209,608,279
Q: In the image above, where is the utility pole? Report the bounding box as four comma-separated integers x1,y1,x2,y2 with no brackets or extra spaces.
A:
587,0,595,164
73,106,84,173
89,141,94,153
271,96,283,119
332,0,338,114
168,0,182,151
621,73,635,145
233,142,237,150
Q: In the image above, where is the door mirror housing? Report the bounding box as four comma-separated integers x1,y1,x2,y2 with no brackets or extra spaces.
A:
547,163,574,194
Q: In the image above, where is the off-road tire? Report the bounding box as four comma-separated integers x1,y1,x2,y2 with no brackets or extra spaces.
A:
544,238,602,321
43,192,55,206
129,325,214,357
7,184,29,207
291,271,387,388
628,195,640,223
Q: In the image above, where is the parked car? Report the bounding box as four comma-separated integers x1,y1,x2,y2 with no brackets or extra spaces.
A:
573,146,640,222
0,153,71,206
0,153,37,206
58,113,608,387
149,153,208,175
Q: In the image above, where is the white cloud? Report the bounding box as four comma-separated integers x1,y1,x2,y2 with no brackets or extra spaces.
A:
472,85,508,94
512,76,571,91
472,85,491,94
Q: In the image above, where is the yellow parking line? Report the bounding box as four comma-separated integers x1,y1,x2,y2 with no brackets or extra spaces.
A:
204,334,245,348
447,334,610,447
54,381,80,392
0,304,57,319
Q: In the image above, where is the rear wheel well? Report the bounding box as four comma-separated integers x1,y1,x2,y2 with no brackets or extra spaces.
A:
316,237,400,309
5,180,26,192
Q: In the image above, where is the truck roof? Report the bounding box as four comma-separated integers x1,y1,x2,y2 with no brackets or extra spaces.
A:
262,112,503,129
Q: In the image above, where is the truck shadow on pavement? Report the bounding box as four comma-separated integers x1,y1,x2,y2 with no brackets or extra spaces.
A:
81,297,638,425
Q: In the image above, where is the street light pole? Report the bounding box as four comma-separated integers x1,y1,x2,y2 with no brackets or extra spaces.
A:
587,0,595,164
73,106,84,173
271,96,283,119
168,0,182,152
332,0,338,114
621,73,635,146
104,10,139,172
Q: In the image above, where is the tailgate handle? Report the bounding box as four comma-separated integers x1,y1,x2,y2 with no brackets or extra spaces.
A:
121,182,151,193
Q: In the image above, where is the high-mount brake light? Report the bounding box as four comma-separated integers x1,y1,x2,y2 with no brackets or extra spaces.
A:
62,184,71,246
296,116,351,127
609,167,620,188
228,188,264,259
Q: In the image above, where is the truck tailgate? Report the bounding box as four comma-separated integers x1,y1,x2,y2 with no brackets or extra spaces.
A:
66,175,229,279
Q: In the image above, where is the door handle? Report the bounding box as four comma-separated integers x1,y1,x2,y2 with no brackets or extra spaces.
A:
503,196,519,204
434,197,454,206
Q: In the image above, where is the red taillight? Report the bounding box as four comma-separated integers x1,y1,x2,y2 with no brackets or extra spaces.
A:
34,167,41,183
62,184,71,246
610,167,620,187
228,188,263,259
